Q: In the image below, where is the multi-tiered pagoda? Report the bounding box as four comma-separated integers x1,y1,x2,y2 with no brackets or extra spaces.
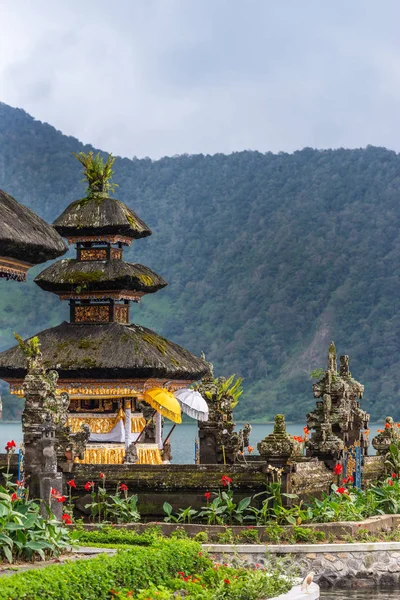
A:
0,153,209,464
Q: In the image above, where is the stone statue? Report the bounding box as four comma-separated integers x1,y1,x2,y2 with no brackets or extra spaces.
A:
18,334,89,489
372,416,395,456
257,414,295,461
306,342,369,463
197,368,246,464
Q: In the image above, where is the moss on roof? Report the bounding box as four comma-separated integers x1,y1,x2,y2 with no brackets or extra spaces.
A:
0,189,67,264
53,197,151,240
35,259,167,294
0,321,210,381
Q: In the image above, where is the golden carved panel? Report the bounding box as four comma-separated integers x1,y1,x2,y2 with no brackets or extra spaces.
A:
80,248,107,261
75,305,110,322
111,248,122,260
115,305,129,324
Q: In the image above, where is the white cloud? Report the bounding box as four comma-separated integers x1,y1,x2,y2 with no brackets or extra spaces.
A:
1,0,400,157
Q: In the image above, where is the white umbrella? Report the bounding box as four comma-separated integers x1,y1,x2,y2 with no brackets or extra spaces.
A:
174,388,209,421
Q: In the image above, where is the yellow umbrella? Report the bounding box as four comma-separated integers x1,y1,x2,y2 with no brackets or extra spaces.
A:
144,388,182,423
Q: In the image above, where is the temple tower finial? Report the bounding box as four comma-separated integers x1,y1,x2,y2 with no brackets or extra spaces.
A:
328,341,337,373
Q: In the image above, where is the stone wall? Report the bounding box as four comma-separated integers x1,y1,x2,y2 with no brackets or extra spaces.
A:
204,541,400,588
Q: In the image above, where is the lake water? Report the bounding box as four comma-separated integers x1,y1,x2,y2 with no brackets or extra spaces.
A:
0,421,381,463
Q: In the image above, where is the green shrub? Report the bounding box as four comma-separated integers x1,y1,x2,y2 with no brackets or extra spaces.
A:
71,525,159,547
217,528,235,544
236,527,261,544
193,531,209,543
0,539,210,600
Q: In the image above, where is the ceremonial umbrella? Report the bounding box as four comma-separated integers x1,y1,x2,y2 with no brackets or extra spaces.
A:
174,388,209,421
143,388,182,424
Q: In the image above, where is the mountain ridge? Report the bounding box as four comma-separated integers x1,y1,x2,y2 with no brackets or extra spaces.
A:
1,101,400,422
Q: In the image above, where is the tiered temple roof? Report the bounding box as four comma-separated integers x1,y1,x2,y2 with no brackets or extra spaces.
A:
0,163,209,394
0,189,67,281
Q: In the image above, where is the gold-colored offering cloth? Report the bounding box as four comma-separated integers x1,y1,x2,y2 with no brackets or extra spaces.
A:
67,411,146,435
74,444,125,464
131,414,146,433
136,443,162,465
67,413,123,434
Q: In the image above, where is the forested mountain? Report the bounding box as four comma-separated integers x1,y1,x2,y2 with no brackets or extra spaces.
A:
1,101,400,422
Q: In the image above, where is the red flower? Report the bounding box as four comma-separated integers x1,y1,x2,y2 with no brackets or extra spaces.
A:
67,479,76,488
336,487,348,494
10,492,18,502
5,440,17,452
333,464,343,475
348,475,354,483
84,481,94,491
62,514,72,524
120,483,128,491
342,478,348,485
51,488,60,497
204,491,211,500
247,446,254,453
303,426,310,435
388,479,394,486
224,579,231,584
392,473,397,479
57,495,66,503
385,422,391,429
99,472,105,479
221,475,232,487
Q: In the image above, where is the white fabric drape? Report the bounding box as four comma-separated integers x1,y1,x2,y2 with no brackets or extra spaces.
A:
89,418,125,442
124,407,131,451
154,411,163,449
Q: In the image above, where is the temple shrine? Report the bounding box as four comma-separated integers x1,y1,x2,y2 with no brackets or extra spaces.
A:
0,188,67,281
0,153,209,465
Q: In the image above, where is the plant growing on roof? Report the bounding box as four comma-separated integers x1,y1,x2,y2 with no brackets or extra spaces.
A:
73,151,118,197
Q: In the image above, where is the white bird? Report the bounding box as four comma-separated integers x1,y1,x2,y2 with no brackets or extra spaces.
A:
301,571,315,594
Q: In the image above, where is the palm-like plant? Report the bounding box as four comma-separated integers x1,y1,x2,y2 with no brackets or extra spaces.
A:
73,151,118,197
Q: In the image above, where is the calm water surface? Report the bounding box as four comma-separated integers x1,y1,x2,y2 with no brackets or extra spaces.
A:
0,422,380,463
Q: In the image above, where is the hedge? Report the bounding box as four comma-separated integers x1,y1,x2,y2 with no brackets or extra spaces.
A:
0,539,210,600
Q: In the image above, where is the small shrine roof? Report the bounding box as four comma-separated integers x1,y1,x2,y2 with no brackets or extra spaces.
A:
0,189,67,272
35,259,167,295
53,197,151,240
0,321,210,381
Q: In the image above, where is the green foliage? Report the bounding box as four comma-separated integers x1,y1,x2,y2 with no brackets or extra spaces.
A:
0,539,212,600
193,530,209,543
84,479,140,524
14,333,40,358
73,151,118,197
4,104,400,420
0,486,70,563
310,368,325,380
217,375,244,408
71,525,162,547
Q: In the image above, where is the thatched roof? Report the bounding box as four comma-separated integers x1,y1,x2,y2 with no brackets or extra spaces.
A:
35,259,167,294
0,189,67,265
54,197,151,240
0,321,209,381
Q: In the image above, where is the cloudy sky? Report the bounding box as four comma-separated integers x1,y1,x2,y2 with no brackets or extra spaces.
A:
1,0,400,158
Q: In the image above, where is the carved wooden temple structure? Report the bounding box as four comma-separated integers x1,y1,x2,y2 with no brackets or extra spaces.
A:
0,188,67,281
0,160,209,464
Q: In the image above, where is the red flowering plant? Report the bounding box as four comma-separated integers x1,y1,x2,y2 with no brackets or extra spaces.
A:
382,421,400,478
3,440,18,493
197,476,252,525
0,461,70,563
84,478,141,524
291,435,305,457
